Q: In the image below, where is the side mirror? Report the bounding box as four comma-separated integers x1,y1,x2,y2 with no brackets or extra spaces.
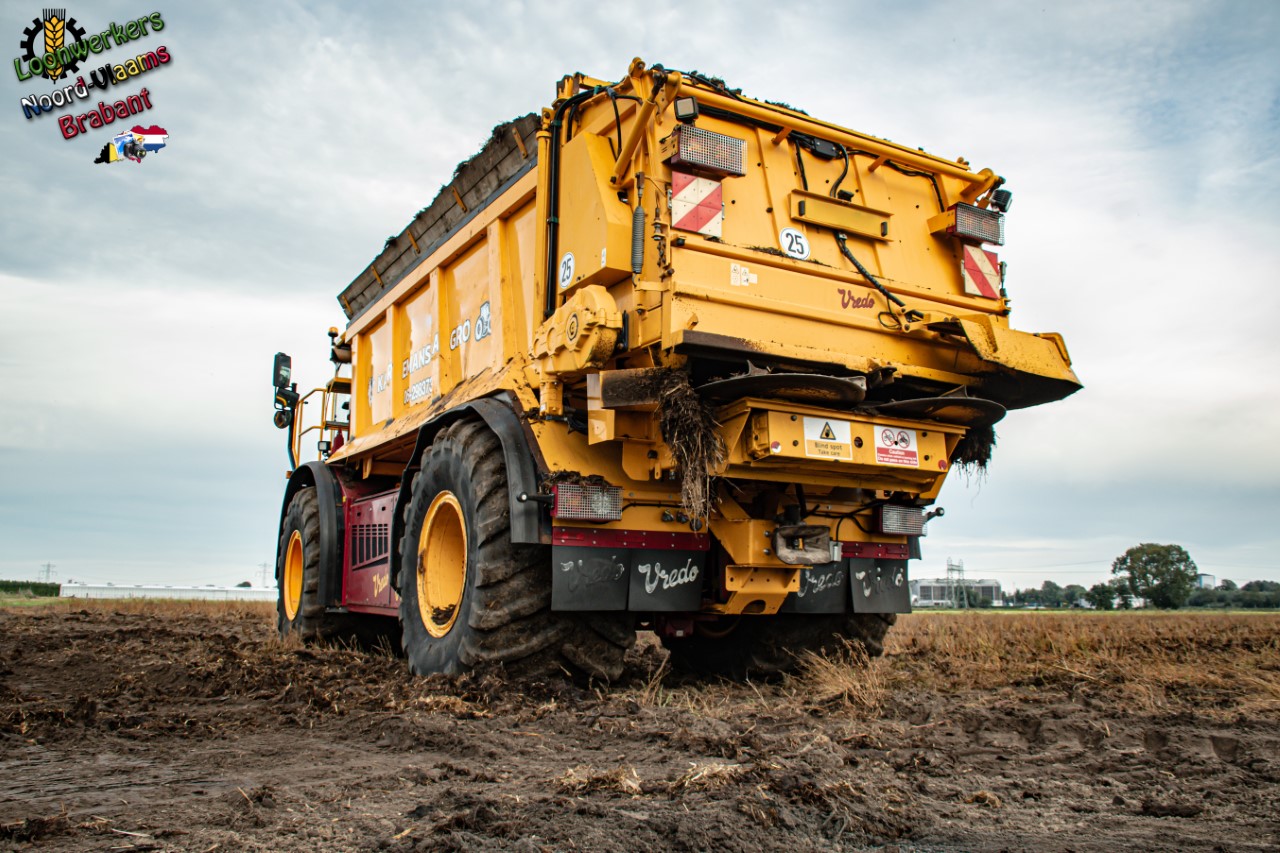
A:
272,352,299,431
273,352,292,389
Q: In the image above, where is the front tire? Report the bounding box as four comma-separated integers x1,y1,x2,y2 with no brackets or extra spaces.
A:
398,417,634,680
276,487,326,640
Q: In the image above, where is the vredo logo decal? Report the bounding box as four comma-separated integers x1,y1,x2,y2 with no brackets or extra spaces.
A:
837,287,875,310
637,558,699,595
797,565,844,598
558,556,626,594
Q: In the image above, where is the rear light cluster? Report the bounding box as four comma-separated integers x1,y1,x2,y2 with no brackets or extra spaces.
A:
552,483,623,522
951,203,1005,246
666,125,746,177
877,505,928,537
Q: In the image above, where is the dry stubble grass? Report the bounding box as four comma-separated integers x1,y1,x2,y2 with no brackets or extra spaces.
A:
6,600,1278,717
885,611,1280,717
1,597,276,617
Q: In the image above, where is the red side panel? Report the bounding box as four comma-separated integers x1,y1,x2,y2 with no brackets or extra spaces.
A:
342,489,398,615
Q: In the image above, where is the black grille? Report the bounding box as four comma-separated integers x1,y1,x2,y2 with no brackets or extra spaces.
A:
351,523,389,568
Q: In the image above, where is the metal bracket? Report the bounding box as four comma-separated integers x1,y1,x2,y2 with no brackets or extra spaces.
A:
773,524,831,565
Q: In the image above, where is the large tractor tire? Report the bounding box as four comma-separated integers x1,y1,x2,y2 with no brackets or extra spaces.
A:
278,488,388,646
276,486,349,641
398,417,634,681
662,612,895,680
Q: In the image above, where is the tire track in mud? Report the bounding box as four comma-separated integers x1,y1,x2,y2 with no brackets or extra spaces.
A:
1,606,1278,851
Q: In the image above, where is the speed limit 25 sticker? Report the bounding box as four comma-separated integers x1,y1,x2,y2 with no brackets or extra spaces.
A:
779,228,810,260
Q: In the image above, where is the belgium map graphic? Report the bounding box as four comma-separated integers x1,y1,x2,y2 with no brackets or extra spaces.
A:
93,123,167,163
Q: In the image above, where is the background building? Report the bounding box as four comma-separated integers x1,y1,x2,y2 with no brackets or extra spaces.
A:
910,578,1004,607
60,583,276,601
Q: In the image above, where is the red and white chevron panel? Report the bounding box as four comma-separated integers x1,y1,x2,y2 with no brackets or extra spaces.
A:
962,245,1002,299
671,171,723,238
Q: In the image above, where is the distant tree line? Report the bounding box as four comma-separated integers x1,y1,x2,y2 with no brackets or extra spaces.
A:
1005,544,1278,610
1188,580,1280,609
0,580,61,597
1008,580,1126,609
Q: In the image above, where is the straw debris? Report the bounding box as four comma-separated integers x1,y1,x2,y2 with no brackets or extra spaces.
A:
655,369,725,519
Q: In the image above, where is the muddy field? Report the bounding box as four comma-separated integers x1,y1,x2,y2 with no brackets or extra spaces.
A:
1,603,1277,852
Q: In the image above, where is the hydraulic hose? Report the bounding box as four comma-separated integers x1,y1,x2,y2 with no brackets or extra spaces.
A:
834,232,922,323
543,86,604,319
830,146,850,198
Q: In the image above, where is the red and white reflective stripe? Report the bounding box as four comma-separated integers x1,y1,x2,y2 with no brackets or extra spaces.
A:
962,245,1001,299
670,170,723,238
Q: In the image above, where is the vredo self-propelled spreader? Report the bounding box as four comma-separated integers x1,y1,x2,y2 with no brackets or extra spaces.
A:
270,59,1080,680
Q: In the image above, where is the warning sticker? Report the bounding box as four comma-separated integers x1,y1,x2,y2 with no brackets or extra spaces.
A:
802,417,852,460
874,426,919,467
729,262,758,287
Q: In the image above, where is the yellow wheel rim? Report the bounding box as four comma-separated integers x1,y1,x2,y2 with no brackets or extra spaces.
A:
417,491,468,638
283,530,303,621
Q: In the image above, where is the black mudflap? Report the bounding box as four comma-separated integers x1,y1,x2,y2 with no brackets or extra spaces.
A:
779,558,912,614
550,546,628,610
849,558,911,614
551,546,706,611
780,562,847,614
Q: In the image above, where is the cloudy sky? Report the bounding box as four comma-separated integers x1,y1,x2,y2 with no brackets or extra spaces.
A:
2,0,1277,592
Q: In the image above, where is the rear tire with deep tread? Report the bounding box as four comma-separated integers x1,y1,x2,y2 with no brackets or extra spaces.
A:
662,612,895,680
398,417,634,681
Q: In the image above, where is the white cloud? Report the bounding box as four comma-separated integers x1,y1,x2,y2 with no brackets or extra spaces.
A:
3,0,1278,587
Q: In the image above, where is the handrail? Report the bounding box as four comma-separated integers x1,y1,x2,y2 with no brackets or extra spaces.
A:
290,387,349,466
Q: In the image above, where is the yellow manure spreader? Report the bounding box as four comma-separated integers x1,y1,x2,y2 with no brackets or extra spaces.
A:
270,59,1080,680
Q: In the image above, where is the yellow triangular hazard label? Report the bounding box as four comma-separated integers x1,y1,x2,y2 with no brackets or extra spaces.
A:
819,422,837,441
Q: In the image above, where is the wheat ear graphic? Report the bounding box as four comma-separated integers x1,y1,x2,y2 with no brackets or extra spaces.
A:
43,9,66,81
